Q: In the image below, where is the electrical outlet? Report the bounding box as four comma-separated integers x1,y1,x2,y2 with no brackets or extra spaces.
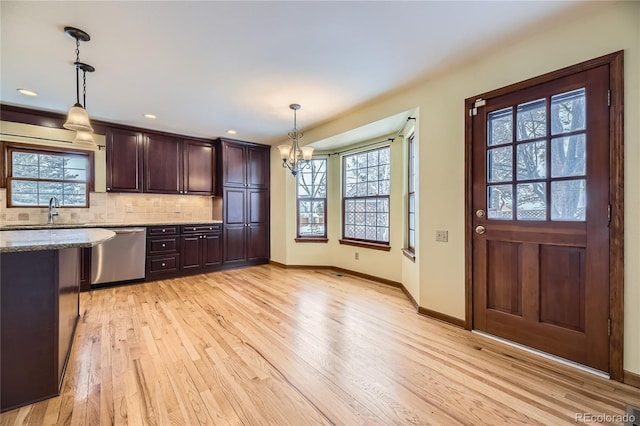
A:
175,204,181,213
355,252,359,260
125,204,133,213
436,230,448,242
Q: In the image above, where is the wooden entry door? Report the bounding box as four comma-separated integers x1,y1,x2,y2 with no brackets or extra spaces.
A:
470,64,612,372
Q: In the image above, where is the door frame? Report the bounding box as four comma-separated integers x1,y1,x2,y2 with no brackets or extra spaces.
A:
464,51,624,380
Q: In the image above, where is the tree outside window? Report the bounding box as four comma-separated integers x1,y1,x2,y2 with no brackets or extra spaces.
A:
297,158,327,239
342,146,390,244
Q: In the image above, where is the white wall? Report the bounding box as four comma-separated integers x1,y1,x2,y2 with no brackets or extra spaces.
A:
270,1,640,375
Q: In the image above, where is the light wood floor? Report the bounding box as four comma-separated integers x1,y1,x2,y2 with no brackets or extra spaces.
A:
2,265,639,425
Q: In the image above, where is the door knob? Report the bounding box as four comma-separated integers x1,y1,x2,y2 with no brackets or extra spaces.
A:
475,225,486,235
475,209,486,218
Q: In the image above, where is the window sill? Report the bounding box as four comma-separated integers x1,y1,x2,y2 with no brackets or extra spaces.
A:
339,239,391,252
295,237,329,243
402,248,416,262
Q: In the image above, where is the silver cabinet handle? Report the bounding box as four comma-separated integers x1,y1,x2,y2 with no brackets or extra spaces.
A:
162,229,166,232
162,243,166,247
161,263,166,267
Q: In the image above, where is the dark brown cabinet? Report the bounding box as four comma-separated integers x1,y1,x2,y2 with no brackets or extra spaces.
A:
183,139,216,195
144,134,182,194
218,139,270,266
180,224,222,271
1,248,80,411
106,128,143,193
107,127,216,196
145,226,181,279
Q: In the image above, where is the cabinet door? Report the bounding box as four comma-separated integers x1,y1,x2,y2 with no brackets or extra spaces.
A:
221,141,246,187
247,146,270,188
184,140,215,195
106,128,143,192
144,134,182,194
180,235,202,271
224,188,246,225
247,188,269,261
202,233,222,267
224,226,246,264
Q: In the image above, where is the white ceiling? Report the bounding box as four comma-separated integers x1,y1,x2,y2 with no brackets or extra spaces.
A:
1,1,583,147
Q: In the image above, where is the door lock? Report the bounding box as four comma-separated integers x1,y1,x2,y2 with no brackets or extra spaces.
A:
475,225,486,235
475,209,486,218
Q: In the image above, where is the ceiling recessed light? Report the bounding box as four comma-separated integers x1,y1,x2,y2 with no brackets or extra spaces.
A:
17,88,38,97
226,130,237,135
144,114,157,119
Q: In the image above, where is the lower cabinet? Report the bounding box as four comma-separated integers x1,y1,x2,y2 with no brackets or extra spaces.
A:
145,224,223,281
181,224,222,272
146,226,181,279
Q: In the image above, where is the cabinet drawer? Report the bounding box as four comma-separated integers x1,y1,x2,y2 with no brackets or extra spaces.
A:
146,254,180,275
181,224,222,234
147,237,179,255
147,226,179,236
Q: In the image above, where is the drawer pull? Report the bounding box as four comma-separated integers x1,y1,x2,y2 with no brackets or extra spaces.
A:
161,263,166,267
162,229,166,233
162,244,166,247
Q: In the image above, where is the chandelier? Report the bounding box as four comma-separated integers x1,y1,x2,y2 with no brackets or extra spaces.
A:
62,26,96,146
278,104,314,176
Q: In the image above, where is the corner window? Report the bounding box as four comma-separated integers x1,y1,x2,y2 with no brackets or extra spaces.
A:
6,145,91,207
407,134,416,253
341,146,390,248
296,158,327,241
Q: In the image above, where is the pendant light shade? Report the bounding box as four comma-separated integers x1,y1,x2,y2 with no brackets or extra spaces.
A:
63,104,94,132
72,129,96,147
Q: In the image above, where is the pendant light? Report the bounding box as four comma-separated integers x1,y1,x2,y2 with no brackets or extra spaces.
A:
278,104,314,176
63,27,95,134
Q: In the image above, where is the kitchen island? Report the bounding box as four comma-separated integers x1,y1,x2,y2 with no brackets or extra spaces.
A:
0,228,115,412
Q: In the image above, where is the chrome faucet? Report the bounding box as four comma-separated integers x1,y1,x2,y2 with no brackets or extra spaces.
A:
48,196,60,224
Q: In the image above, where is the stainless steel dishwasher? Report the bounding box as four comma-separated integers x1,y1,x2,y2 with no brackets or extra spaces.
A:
91,227,146,285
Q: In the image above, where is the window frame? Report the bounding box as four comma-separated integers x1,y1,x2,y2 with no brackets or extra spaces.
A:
405,132,416,259
295,157,328,242
4,142,94,208
339,145,391,251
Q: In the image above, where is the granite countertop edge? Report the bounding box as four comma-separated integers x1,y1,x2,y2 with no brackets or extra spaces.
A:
0,229,117,253
0,220,223,231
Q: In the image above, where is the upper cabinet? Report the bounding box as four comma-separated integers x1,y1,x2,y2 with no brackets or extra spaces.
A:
106,127,217,196
144,134,182,194
183,140,216,195
106,128,143,193
220,139,269,189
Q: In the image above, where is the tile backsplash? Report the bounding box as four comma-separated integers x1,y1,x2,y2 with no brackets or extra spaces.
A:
0,189,214,225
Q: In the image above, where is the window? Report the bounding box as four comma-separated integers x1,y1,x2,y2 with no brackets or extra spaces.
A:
6,145,91,207
296,158,328,241
407,134,416,253
342,146,390,249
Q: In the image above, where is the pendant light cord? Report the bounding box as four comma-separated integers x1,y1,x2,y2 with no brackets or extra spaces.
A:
74,38,81,106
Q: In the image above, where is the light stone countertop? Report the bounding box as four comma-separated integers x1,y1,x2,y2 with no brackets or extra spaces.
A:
0,228,116,253
0,219,223,231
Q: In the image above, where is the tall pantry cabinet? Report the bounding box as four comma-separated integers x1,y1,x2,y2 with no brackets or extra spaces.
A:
218,138,270,266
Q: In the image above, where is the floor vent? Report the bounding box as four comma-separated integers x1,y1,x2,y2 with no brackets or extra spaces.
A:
626,404,640,426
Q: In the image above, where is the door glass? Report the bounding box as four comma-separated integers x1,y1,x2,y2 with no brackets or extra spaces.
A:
517,183,546,221
551,135,586,178
517,141,546,180
551,88,586,135
517,99,546,141
551,179,586,221
487,185,513,220
487,146,513,182
488,107,513,146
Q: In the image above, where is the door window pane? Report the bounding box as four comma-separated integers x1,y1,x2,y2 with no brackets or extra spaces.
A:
517,99,546,141
517,141,546,180
488,107,513,146
551,88,586,135
488,146,513,182
551,135,586,178
551,179,586,221
517,183,546,221
487,185,513,220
